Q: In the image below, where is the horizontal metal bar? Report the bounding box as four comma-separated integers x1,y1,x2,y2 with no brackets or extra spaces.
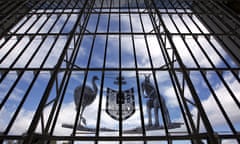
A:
10,10,236,16
4,32,240,37
1,67,239,71
1,133,240,141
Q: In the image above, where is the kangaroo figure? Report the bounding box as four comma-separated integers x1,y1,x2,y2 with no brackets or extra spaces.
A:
141,74,171,127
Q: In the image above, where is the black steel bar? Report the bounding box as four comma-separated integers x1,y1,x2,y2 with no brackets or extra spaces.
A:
155,1,196,143
3,71,38,134
0,0,51,83
193,1,240,110
2,19,60,142
145,8,174,144
151,2,219,143
167,0,240,142
20,9,240,17
132,0,147,141
0,0,11,14
95,0,112,142
4,13,52,68
0,0,58,110
2,133,240,141
193,1,240,65
118,0,123,142
23,0,91,143
143,0,171,141
1,0,240,143
210,1,240,30
0,0,35,37
147,0,218,143
5,32,240,37
44,0,81,134
71,0,96,139
180,1,240,84
0,133,237,142
214,1,240,26
181,3,240,132
48,0,92,138
1,67,239,72
46,1,89,143
203,2,240,60
150,1,198,143
0,3,38,49
138,2,209,142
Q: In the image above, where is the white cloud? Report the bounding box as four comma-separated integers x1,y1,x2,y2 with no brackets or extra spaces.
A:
2,75,239,142
0,5,239,144
222,139,238,144
164,87,179,108
0,107,12,131
190,73,240,131
11,109,35,134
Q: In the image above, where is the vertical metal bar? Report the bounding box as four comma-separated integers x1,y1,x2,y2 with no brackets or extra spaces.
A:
0,0,44,47
71,0,96,139
23,0,91,143
192,1,240,110
172,1,214,141
48,0,93,139
0,0,34,37
131,0,147,142
0,0,11,13
148,0,218,143
3,71,37,134
141,0,198,142
0,1,50,83
0,0,56,110
155,2,195,140
146,0,194,140
214,1,240,26
1,5,68,138
4,13,52,67
44,0,82,134
142,1,171,142
95,0,112,142
193,1,240,64
118,0,123,142
2,3,65,138
168,0,240,142
208,1,240,40
40,112,45,133
58,0,93,137
179,1,240,83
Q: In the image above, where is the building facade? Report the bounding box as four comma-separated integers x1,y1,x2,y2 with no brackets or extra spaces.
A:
0,0,240,143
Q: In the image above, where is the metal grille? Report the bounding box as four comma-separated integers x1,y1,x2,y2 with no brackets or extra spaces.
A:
0,0,240,143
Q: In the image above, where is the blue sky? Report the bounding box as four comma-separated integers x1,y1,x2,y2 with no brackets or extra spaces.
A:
0,4,240,144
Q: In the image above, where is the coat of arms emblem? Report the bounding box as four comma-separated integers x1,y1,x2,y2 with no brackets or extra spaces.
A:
106,77,135,121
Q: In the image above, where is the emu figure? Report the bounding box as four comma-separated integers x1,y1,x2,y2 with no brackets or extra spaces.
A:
74,76,99,126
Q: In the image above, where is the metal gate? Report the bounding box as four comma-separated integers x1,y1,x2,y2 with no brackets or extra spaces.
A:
0,0,240,143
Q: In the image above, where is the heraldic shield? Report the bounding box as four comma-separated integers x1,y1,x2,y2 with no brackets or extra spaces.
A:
106,88,135,121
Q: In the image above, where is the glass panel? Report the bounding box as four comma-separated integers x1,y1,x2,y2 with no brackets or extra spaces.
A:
0,0,239,143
